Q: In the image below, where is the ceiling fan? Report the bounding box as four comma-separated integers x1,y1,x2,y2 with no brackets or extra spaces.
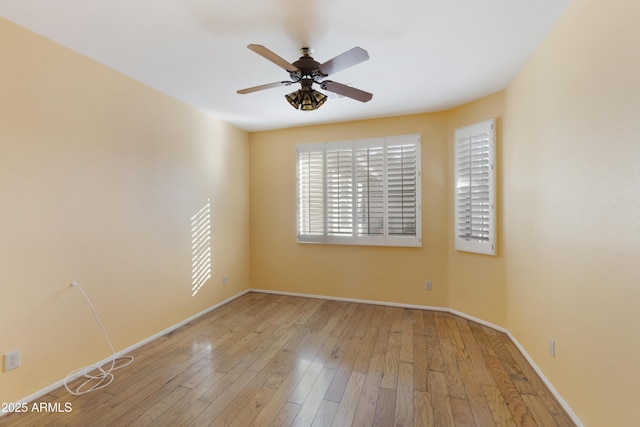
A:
237,44,373,111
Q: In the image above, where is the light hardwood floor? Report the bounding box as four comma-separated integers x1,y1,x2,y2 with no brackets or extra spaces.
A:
0,292,575,426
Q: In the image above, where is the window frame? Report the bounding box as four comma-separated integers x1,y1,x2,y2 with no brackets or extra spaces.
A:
453,119,496,256
297,134,421,247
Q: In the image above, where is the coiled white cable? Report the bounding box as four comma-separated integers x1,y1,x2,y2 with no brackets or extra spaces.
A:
64,282,134,395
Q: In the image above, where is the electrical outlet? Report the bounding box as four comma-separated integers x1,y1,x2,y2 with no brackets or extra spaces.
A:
548,338,556,358
222,276,228,286
4,350,20,371
425,280,432,291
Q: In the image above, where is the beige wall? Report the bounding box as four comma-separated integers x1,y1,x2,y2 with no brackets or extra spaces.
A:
446,93,507,326
0,18,250,403
502,0,640,424
250,114,450,307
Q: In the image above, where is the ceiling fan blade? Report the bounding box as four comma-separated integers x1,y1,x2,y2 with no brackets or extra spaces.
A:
237,81,294,94
247,44,300,73
321,81,373,103
318,47,369,76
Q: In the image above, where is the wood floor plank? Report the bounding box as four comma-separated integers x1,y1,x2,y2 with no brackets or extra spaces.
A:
459,325,497,387
434,318,468,400
250,359,312,426
288,361,325,405
352,352,384,426
482,383,518,427
310,400,339,427
228,384,278,427
373,306,394,354
175,369,228,403
521,394,561,427
331,372,366,427
450,396,476,427
352,306,383,374
394,361,414,427
328,302,358,340
413,391,434,427
423,311,445,372
413,309,426,336
445,316,471,363
312,336,338,367
432,394,455,426
153,397,211,427
390,306,404,334
199,362,256,404
428,369,449,397
485,354,537,427
427,369,456,426
353,304,375,338
380,331,401,390
469,321,499,358
323,331,363,403
208,371,271,426
248,324,303,373
301,302,345,361
261,350,300,389
191,369,260,426
413,333,429,392
322,364,352,404
0,293,576,427
373,387,397,427
324,335,350,371
125,385,191,427
333,303,365,342
291,367,336,426
400,315,414,363
458,359,498,427
271,401,301,427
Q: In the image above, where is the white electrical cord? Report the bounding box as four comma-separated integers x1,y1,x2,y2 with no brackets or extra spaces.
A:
64,282,134,396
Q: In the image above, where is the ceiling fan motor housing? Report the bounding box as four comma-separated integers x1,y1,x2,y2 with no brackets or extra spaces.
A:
290,49,325,82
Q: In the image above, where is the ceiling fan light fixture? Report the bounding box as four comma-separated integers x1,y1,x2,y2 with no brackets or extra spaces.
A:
285,89,327,111
285,91,301,109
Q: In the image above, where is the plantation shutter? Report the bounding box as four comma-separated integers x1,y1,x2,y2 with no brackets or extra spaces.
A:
386,138,419,245
297,144,325,243
355,140,385,245
454,119,496,255
326,143,354,240
297,135,421,247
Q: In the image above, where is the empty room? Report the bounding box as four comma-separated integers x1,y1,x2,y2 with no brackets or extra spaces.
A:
1,0,638,426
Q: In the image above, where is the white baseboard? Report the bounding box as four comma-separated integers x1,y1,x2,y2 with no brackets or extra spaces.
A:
252,287,450,312
3,289,250,416
505,330,582,426
250,288,583,427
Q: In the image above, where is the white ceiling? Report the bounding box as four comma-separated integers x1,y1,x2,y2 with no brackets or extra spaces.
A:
1,0,571,132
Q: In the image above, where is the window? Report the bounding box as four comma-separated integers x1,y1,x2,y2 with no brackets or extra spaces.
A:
454,119,496,255
297,134,421,247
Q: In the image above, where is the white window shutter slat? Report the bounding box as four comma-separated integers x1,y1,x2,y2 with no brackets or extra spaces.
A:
326,148,354,237
297,146,325,242
387,142,419,238
356,144,385,237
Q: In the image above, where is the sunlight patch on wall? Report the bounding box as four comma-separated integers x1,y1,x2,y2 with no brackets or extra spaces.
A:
191,199,211,297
